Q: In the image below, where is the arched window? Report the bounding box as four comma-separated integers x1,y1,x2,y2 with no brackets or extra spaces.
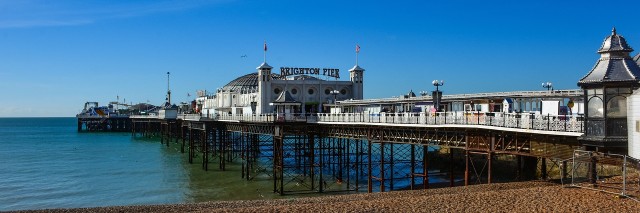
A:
587,96,603,118
606,96,627,118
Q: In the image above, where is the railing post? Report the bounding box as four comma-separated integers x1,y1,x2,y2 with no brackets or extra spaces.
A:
623,155,627,196
530,114,533,129
547,113,550,131
489,114,492,126
444,112,447,124
435,113,437,125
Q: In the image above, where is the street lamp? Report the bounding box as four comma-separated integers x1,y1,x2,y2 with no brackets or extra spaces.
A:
432,80,444,111
330,89,340,113
432,80,444,90
330,89,340,104
542,82,553,92
420,91,429,96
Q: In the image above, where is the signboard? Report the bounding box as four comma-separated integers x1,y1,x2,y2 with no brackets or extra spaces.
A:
280,67,340,78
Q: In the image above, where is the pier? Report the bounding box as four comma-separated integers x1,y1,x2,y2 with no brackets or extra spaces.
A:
126,106,590,195
79,28,640,197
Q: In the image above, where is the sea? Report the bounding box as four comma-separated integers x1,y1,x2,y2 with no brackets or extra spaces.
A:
0,117,280,211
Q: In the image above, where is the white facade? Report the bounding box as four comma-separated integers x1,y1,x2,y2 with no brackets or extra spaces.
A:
627,89,640,159
199,62,364,116
158,108,177,119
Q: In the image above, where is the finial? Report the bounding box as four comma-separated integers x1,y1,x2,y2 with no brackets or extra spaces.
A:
612,27,617,36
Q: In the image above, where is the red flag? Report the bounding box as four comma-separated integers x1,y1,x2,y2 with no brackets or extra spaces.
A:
264,41,267,51
356,44,360,53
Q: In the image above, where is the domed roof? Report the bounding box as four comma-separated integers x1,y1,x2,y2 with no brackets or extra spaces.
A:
221,73,279,92
598,27,633,53
407,90,416,98
578,28,640,86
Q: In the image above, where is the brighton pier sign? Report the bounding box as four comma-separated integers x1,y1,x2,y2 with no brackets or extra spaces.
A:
280,67,340,78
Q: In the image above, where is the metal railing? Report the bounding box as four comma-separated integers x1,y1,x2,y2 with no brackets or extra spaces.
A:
178,114,201,121
567,150,640,199
316,112,584,133
214,113,318,123
129,114,159,119
168,112,584,133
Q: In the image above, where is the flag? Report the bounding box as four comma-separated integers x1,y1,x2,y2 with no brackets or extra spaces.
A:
264,41,267,51
356,44,360,53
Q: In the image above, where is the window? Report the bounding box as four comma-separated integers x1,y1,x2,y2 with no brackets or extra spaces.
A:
274,88,281,94
475,105,483,112
607,96,627,118
340,89,347,95
291,88,298,95
587,97,603,118
308,89,314,95
325,89,331,95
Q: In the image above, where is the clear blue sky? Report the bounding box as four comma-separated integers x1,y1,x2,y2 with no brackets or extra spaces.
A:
0,0,638,117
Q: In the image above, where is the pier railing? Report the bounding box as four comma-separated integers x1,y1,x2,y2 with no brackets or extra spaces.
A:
173,112,584,133
215,113,318,123
316,112,584,133
130,114,159,119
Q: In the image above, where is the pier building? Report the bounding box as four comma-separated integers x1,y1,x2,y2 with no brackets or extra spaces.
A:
196,59,364,116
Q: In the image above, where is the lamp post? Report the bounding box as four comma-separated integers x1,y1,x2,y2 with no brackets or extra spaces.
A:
542,82,553,92
432,80,444,112
330,89,340,113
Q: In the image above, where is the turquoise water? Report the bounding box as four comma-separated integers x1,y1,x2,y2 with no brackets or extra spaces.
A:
0,118,278,211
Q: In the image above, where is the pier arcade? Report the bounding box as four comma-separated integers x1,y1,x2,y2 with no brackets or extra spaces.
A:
195,63,364,116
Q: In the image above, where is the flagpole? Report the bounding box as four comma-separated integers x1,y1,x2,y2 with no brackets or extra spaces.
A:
263,40,267,63
356,44,359,66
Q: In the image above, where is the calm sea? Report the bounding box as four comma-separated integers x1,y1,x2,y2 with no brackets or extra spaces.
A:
0,117,278,211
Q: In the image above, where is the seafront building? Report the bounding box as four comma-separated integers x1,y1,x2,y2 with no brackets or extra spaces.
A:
196,62,364,116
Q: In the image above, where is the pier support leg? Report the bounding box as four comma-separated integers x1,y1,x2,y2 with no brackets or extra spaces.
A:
487,152,492,184
188,128,193,164
561,160,568,181
541,157,547,180
367,139,373,193
181,126,185,153
464,150,469,186
423,145,429,189
410,144,415,190
380,142,385,192
450,149,455,187
516,155,522,181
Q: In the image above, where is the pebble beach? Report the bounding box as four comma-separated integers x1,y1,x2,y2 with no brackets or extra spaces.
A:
12,181,640,213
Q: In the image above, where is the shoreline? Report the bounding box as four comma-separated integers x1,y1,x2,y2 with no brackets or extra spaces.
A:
11,181,640,212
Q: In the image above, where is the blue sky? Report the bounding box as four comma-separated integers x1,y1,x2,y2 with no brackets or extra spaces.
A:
0,0,638,117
